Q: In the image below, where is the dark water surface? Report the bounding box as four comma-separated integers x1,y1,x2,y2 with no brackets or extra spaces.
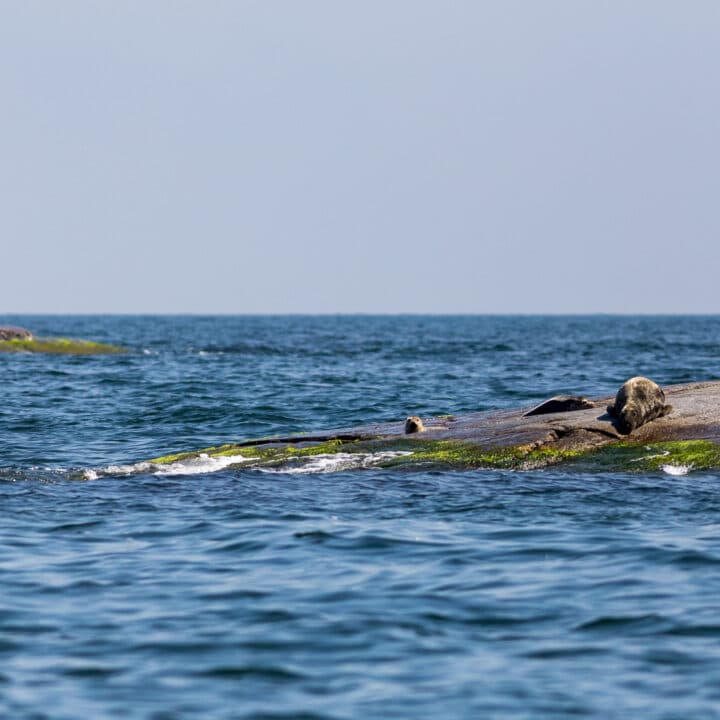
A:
3,315,720,719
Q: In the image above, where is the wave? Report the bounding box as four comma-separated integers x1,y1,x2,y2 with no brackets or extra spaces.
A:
258,451,412,475
82,450,412,479
661,464,692,476
85,453,257,480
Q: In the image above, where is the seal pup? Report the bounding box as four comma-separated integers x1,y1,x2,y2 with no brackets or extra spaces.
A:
606,376,672,434
405,416,425,434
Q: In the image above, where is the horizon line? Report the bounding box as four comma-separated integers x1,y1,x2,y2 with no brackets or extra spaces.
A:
3,312,720,318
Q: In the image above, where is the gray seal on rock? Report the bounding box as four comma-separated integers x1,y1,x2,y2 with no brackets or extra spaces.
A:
0,326,33,341
606,376,672,434
524,396,595,417
405,416,425,434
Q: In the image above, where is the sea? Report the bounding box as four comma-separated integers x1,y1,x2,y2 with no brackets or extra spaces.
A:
3,314,720,720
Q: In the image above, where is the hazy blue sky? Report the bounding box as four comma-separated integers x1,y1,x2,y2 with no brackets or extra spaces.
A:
2,1,719,313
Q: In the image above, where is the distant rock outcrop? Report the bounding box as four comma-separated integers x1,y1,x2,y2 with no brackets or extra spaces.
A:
0,326,33,341
0,326,125,354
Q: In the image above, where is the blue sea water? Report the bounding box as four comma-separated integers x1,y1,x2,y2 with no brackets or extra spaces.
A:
3,315,720,719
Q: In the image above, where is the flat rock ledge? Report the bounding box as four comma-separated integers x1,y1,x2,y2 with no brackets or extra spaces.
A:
144,380,720,474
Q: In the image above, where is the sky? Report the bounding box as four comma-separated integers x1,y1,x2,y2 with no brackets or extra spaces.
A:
1,1,719,314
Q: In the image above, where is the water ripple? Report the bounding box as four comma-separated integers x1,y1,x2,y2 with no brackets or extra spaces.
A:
3,316,720,719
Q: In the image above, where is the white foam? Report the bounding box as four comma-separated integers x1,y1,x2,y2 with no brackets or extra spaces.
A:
83,464,149,480
153,453,255,476
630,449,670,463
662,464,692,476
259,451,412,475
101,461,153,477
85,453,256,479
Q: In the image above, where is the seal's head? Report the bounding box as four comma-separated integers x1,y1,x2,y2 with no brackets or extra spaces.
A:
617,401,642,434
405,416,424,434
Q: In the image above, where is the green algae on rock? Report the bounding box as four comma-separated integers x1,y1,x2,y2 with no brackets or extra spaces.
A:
376,439,585,470
577,440,720,474
146,437,587,473
147,438,351,470
145,436,720,475
0,337,126,355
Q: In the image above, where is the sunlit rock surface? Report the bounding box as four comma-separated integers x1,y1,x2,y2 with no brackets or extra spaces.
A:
141,381,720,474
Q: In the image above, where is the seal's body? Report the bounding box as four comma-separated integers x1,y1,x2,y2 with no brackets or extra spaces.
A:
607,376,672,434
405,416,425,434
524,396,595,417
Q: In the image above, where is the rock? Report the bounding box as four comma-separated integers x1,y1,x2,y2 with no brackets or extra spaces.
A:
146,380,720,473
0,326,33,341
0,329,125,354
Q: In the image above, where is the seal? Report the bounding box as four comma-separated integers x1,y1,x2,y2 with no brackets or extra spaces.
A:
524,396,595,417
606,376,672,434
405,416,425,434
